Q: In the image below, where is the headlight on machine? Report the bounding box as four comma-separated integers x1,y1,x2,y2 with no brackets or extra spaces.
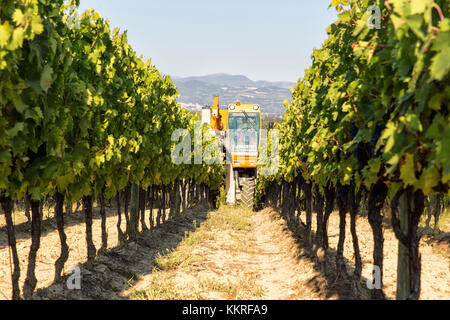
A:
253,105,259,110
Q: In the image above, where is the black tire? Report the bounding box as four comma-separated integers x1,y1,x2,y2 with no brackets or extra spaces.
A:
241,178,256,208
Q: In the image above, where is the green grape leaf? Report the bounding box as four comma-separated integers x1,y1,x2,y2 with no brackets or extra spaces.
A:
430,31,450,80
0,22,12,47
40,65,54,93
400,154,418,186
7,122,24,138
31,15,44,35
417,166,440,195
428,94,444,111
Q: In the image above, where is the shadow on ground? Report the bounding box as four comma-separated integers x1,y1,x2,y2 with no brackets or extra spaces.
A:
266,207,373,300
0,205,117,248
32,205,210,300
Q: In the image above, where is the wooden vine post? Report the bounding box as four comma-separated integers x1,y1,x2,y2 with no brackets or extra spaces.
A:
129,183,140,241
396,190,411,300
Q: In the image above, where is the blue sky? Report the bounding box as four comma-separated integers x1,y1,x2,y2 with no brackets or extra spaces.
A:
78,0,339,82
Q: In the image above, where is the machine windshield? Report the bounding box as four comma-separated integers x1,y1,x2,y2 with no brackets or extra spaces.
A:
228,112,260,153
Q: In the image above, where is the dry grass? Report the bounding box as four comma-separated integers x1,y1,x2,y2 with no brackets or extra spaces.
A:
1,200,448,300
129,205,266,300
130,205,349,300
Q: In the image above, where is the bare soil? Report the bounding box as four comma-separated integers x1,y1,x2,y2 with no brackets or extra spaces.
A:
0,204,448,300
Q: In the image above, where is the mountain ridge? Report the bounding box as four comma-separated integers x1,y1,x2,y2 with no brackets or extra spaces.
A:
172,73,295,115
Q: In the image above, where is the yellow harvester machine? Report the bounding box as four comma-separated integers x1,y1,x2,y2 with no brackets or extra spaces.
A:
201,96,261,207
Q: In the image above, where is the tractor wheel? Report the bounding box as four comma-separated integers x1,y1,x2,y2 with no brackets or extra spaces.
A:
241,178,256,209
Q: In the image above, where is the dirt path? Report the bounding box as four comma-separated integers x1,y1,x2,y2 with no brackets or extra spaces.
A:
127,207,355,300
128,206,449,300
1,204,449,300
248,209,341,299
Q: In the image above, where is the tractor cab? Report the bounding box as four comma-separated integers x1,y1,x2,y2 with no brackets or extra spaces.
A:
201,96,261,207
227,102,261,169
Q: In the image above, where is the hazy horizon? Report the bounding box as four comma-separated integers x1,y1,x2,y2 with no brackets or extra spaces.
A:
78,1,340,83
170,72,296,83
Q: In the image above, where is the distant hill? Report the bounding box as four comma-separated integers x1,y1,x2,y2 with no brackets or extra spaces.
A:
172,73,295,115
